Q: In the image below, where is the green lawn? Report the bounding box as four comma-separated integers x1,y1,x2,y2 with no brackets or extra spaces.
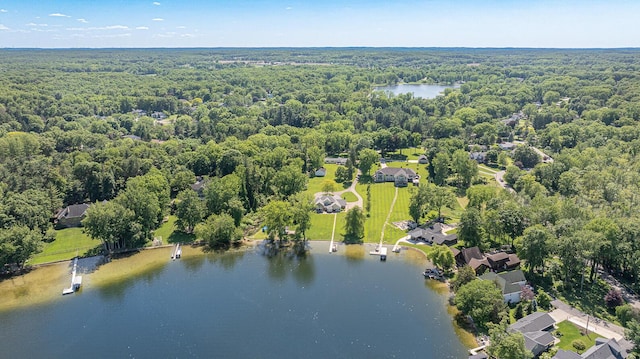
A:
478,164,499,174
341,192,358,202
29,227,102,265
555,320,602,353
356,182,409,243
153,215,195,244
306,212,347,241
305,164,340,195
385,147,424,161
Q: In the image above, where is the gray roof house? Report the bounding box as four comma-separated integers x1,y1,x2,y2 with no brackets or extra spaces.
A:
315,167,327,177
315,195,347,213
508,312,556,357
374,167,417,187
55,203,90,228
480,269,527,304
499,142,516,151
324,157,348,165
408,223,458,246
418,155,429,164
553,338,628,359
469,152,487,163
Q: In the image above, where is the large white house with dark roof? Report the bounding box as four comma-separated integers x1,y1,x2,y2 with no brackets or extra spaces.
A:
374,167,417,187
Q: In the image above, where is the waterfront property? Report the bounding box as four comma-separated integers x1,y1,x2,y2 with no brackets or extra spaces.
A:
509,312,557,357
479,269,527,304
314,194,346,213
54,203,90,228
408,223,458,246
452,246,520,274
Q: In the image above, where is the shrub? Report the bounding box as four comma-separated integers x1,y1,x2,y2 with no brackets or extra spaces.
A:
605,288,624,308
537,290,552,310
572,339,586,352
515,303,524,320
616,304,640,327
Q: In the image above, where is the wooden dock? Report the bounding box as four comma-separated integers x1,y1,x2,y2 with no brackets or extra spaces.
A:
329,213,338,253
62,257,82,295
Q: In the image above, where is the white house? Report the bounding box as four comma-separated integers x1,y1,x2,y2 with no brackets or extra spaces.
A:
479,269,527,304
374,167,417,187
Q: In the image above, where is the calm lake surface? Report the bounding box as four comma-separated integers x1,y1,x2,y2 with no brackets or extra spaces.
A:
0,243,468,358
374,84,457,99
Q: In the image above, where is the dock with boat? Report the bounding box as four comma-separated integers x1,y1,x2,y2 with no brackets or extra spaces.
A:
369,245,388,261
171,243,182,260
62,257,82,295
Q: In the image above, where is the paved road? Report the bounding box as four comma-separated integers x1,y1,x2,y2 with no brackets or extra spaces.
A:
514,140,554,163
334,169,363,210
550,299,626,341
494,170,515,193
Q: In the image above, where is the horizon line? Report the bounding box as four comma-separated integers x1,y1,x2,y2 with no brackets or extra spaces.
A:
2,46,640,50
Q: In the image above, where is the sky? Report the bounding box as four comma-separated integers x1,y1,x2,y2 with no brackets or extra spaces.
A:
0,0,638,48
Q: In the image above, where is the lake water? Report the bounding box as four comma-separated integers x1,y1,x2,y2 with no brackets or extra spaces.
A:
0,243,468,358
374,84,457,99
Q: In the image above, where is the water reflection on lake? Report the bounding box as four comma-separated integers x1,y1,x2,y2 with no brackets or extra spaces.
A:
374,83,458,99
0,242,468,358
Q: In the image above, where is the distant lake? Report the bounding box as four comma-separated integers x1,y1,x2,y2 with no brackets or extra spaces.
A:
374,84,458,99
0,243,468,358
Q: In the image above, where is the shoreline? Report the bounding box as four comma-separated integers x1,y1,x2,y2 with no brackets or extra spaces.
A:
2,239,477,348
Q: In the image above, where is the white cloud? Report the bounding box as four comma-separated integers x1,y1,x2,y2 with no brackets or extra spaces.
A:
77,18,88,23
0,9,8,13
153,2,161,5
176,26,186,29
104,25,128,30
92,33,131,38
66,25,129,31
152,18,164,21
49,13,71,17
136,26,149,30
0,24,9,30
286,6,292,10
181,33,195,38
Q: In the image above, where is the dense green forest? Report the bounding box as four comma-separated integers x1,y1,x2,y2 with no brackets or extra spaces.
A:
2,48,640,316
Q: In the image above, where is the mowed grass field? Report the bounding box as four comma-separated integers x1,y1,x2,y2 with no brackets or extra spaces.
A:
555,320,602,353
153,215,195,244
356,182,409,244
306,212,347,241
304,164,341,195
29,227,101,265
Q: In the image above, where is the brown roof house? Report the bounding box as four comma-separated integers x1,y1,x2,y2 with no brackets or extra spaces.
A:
374,167,417,187
55,203,90,229
453,247,521,274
